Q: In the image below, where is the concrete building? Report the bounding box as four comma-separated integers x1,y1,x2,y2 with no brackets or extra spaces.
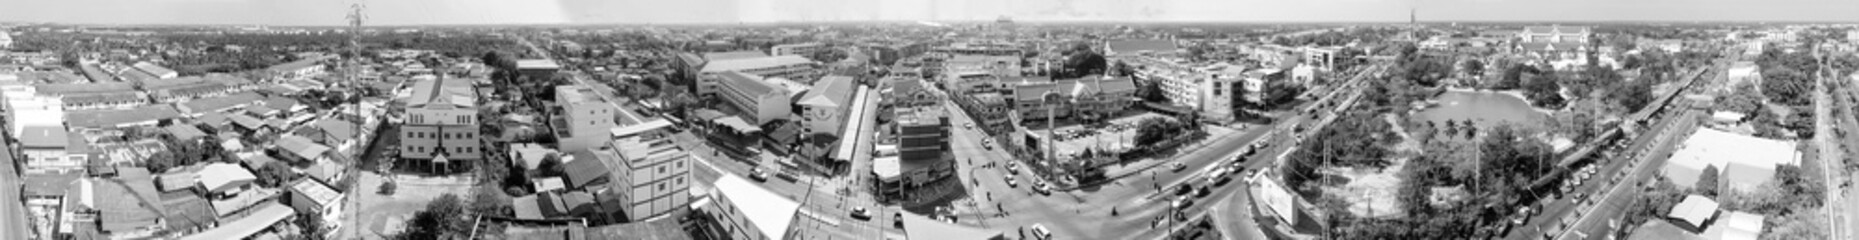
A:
771,42,827,58
1517,25,1591,58
875,106,953,200
1130,56,1207,110
1301,46,1343,71
287,179,344,239
1727,61,1762,91
600,119,692,221
265,54,333,80
552,85,618,152
398,76,482,167
1242,68,1285,105
706,174,801,240
797,75,858,136
1201,65,1247,123
716,72,795,125
516,59,562,81
697,56,819,97
1010,76,1139,123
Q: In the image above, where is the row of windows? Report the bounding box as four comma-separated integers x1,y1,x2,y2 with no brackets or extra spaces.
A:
408,131,476,139
405,146,477,154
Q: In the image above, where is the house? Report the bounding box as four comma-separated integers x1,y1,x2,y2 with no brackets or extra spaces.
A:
287,179,345,239
508,143,559,172
64,105,182,129
1009,75,1138,123
197,163,257,198
706,174,801,240
131,62,179,79
266,54,332,80
274,135,332,164
20,126,81,172
1666,195,1719,232
561,150,612,190
177,92,263,116
1105,39,1179,57
304,117,368,160
90,168,166,238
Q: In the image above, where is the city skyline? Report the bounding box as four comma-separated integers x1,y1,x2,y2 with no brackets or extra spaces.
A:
0,0,1854,26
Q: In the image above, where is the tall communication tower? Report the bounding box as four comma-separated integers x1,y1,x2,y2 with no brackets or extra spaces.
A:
346,3,366,150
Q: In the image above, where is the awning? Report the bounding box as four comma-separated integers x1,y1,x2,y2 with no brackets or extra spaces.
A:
713,116,763,133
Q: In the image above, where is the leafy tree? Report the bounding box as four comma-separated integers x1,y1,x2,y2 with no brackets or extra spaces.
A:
256,161,299,188
398,194,471,240
1463,59,1485,78
1260,80,1307,109
1760,67,1813,106
1140,81,1170,103
1721,82,1765,113
1608,78,1656,111
536,153,564,177
379,181,398,195
1133,117,1180,146
1523,70,1567,108
1696,165,1720,197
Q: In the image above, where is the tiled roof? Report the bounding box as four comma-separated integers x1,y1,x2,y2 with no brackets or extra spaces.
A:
702,50,769,61
275,135,330,161
64,105,181,128
797,75,857,108
180,92,263,114
700,55,813,73
35,82,136,95
561,150,610,189
132,62,177,78
94,168,163,232
1107,39,1179,55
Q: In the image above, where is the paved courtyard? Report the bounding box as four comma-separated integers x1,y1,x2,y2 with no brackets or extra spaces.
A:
341,172,477,239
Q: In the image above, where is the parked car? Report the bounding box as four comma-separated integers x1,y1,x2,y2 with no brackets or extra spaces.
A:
1173,184,1194,196
1032,181,1052,195
850,207,872,220
1170,162,1188,172
965,122,974,129
1005,175,1018,188
1031,224,1053,239
1006,162,1020,175
983,139,994,150
749,168,769,182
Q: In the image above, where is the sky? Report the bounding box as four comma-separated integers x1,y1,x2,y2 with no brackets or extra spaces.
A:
0,0,1852,26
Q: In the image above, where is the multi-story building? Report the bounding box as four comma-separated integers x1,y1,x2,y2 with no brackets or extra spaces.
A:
1130,57,1207,110
876,106,953,200
716,72,795,125
1242,68,1285,106
797,75,857,136
1301,46,1342,72
771,42,827,58
1517,25,1591,57
706,174,801,240
399,76,483,167
516,59,562,81
266,54,333,80
552,85,618,152
697,56,819,97
1202,65,1246,123
959,92,1012,133
598,119,692,222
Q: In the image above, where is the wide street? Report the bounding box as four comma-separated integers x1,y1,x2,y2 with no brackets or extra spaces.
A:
1,143,29,240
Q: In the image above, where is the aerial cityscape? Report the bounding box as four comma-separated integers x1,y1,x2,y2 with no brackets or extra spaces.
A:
0,1,1857,240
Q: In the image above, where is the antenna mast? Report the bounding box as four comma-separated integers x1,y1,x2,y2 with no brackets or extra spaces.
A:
347,2,366,141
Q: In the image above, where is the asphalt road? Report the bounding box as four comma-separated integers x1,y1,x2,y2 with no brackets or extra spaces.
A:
2,145,29,240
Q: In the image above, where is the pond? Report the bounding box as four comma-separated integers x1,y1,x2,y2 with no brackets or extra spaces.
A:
1412,90,1549,127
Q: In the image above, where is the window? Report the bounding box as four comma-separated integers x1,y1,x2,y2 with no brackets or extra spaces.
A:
677,161,684,169
658,183,666,191
677,178,684,185
659,166,666,173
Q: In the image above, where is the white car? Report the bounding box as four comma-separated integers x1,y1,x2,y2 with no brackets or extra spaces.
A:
965,123,974,129
1031,224,1053,239
1005,175,1018,188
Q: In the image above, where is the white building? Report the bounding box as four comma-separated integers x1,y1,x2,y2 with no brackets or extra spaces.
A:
1727,61,1761,91
770,42,827,58
287,179,345,239
716,72,795,125
706,174,801,240
552,85,618,153
398,76,483,165
797,75,858,136
601,119,692,221
1301,46,1342,71
1200,64,1246,123
697,56,818,97
1130,57,1207,110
